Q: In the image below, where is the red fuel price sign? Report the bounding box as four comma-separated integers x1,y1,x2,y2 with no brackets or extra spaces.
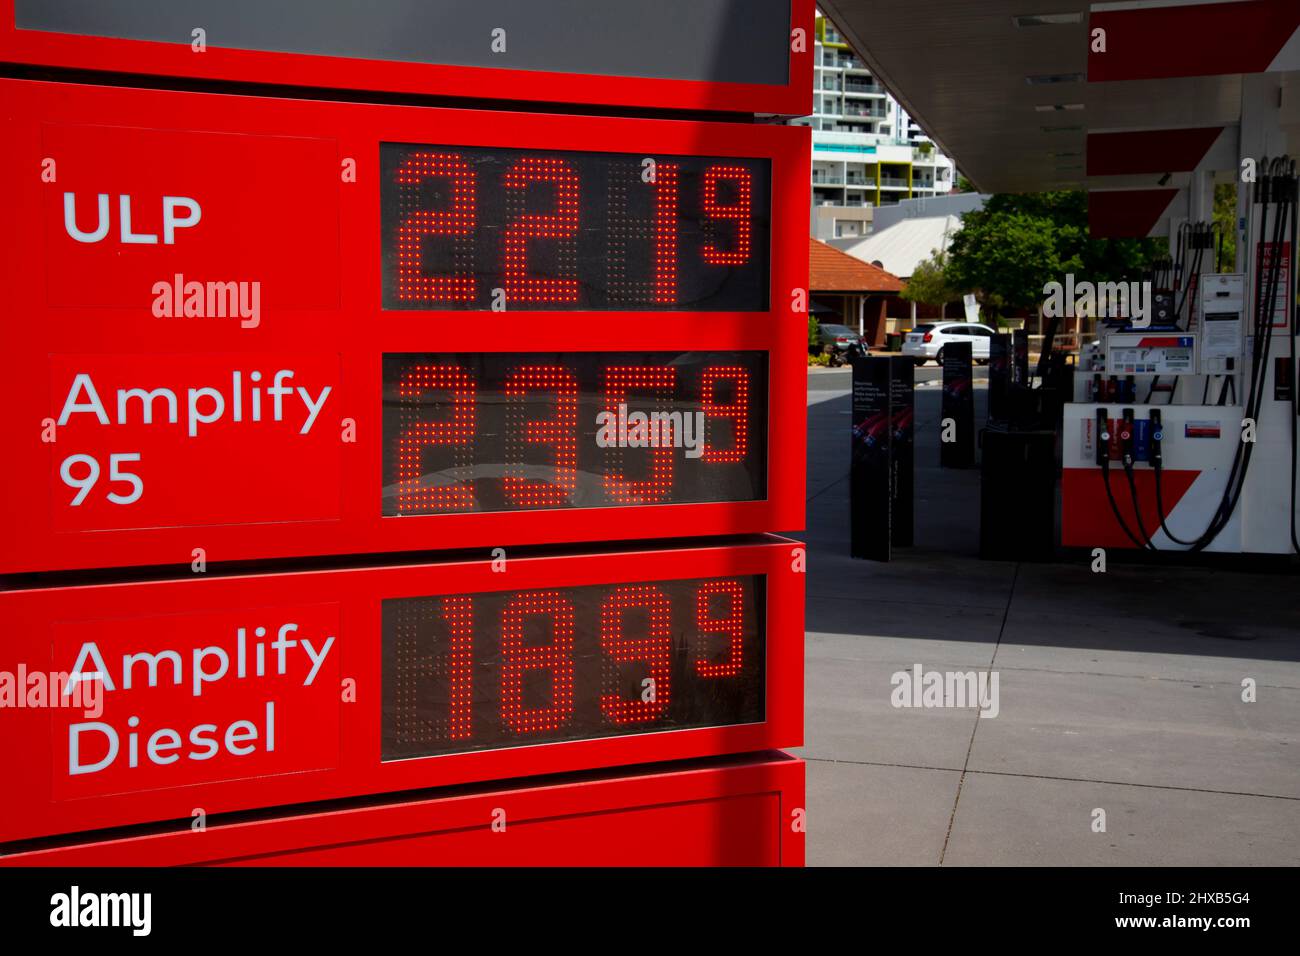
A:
0,79,809,574
0,538,803,844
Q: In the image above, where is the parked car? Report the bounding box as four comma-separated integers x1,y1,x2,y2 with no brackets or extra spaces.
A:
901,322,997,366
813,323,863,364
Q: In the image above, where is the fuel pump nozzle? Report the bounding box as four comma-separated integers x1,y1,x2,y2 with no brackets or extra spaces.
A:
1095,407,1110,467
1119,408,1156,549
1149,409,1163,469
1119,408,1135,470
1097,406,1148,549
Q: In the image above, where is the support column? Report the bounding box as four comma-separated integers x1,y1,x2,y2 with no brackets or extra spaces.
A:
1238,72,1288,273
1236,71,1293,553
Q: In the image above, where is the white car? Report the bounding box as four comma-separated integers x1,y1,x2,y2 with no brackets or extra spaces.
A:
901,322,997,365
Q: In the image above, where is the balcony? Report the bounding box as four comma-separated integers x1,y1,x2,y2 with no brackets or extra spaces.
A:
842,106,886,119
824,55,866,71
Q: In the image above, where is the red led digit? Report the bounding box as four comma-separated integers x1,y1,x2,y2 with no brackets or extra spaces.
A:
701,366,750,463
396,365,476,512
652,162,680,304
394,152,477,303
701,165,753,266
504,365,579,507
694,579,745,678
502,157,580,304
500,590,576,734
605,161,679,306
600,585,672,725
602,366,676,504
441,596,474,740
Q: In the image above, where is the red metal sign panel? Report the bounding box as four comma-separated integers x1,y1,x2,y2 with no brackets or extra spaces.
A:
0,79,809,574
0,0,814,116
0,753,805,866
0,537,803,845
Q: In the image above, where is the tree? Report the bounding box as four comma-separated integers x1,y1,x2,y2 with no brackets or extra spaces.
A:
901,249,960,318
946,206,1059,319
1213,181,1238,272
945,191,1162,324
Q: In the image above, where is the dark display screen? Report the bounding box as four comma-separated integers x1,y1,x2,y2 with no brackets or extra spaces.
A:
381,351,767,515
382,574,766,760
380,144,771,311
18,1,793,86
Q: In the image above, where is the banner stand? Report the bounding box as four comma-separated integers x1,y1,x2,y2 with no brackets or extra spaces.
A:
940,340,975,468
850,356,914,560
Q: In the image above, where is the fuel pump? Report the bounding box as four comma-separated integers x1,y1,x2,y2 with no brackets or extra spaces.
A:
1062,157,1300,555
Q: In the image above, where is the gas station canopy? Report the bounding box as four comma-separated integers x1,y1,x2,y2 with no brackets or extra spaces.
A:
821,0,1300,219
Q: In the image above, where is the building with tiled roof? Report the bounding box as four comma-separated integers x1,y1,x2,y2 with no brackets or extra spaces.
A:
809,238,903,347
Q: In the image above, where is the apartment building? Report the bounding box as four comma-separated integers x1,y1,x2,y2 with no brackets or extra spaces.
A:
794,13,955,240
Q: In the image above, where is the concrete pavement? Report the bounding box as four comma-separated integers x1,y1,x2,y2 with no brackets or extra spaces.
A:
793,366,1300,866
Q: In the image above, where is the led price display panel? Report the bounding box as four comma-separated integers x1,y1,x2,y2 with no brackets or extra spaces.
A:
0,79,808,574
381,351,766,514
381,145,770,311
383,576,764,759
0,538,802,845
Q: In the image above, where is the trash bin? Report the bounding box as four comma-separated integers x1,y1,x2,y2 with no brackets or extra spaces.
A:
885,332,902,352
979,426,1056,561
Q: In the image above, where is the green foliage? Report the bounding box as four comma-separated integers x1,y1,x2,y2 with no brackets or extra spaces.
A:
900,249,959,307
1214,182,1238,271
808,351,831,367
946,207,1057,314
808,314,820,348
945,191,1163,316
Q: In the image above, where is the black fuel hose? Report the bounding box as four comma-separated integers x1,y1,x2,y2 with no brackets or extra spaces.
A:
1101,458,1150,550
